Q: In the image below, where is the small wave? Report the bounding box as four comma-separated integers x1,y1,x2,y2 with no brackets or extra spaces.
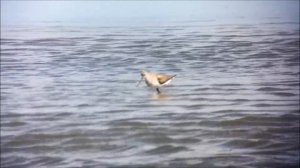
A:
145,145,189,154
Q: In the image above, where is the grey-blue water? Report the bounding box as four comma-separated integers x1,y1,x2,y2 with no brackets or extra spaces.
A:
1,21,299,167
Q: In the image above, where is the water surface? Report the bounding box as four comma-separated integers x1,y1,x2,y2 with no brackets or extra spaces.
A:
1,21,299,167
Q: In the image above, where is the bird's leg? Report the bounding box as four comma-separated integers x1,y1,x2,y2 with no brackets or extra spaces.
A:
156,88,161,94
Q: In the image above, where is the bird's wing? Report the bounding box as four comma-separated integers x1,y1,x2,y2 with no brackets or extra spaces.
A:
157,74,176,85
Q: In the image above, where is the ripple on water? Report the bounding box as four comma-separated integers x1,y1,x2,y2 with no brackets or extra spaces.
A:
1,22,299,168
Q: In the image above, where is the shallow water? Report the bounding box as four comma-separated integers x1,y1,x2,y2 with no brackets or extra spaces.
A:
1,22,299,167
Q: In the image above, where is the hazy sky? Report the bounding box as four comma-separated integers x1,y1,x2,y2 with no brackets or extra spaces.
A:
1,1,299,26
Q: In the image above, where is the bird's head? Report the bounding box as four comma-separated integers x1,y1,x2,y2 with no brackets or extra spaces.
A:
140,70,147,78
137,70,147,87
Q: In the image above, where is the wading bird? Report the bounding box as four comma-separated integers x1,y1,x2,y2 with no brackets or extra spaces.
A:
137,70,176,94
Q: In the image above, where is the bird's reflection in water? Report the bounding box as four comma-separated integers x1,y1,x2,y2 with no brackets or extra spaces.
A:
149,92,169,100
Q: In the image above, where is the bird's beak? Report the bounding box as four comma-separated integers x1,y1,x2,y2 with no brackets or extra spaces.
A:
136,77,143,87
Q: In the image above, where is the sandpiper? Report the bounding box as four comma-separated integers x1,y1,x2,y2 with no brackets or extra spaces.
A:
137,70,176,94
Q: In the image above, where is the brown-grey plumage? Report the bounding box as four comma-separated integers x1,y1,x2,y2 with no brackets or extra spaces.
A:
137,70,176,94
